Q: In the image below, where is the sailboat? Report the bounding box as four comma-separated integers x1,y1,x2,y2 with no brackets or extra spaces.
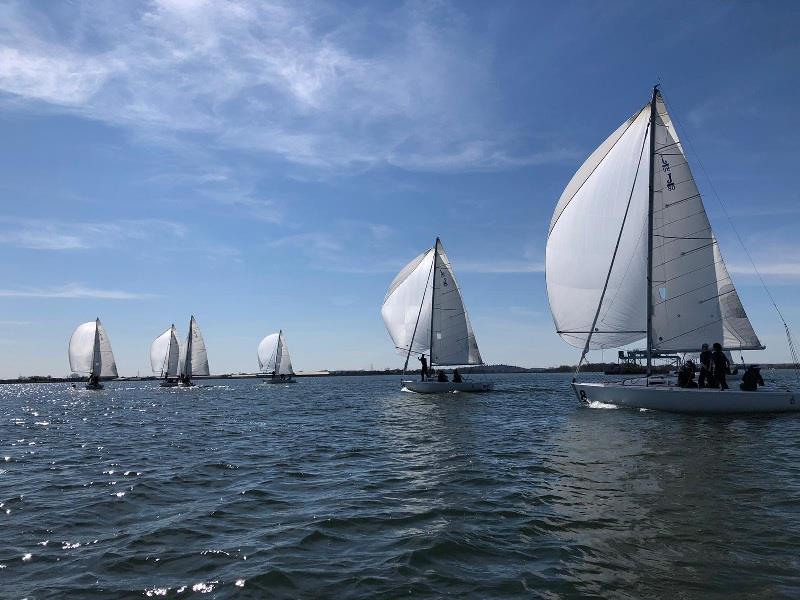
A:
68,318,118,390
178,315,209,387
546,86,799,414
381,237,493,393
258,330,296,383
150,324,181,387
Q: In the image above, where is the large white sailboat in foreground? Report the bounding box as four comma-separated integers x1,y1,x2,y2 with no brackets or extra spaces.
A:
69,318,118,390
179,315,209,387
382,237,493,393
546,86,799,414
150,324,181,387
258,330,296,383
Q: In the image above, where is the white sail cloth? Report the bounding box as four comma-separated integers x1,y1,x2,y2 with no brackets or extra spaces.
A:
150,325,180,377
381,239,482,366
69,319,118,377
546,91,761,353
258,331,294,375
182,316,210,377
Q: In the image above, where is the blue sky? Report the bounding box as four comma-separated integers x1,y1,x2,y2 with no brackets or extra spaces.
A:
0,0,798,377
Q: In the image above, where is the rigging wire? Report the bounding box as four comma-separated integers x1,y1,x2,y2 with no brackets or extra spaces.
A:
662,90,800,382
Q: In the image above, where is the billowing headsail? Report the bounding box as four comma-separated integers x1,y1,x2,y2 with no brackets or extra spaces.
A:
258,330,294,375
546,88,761,354
546,107,650,350
150,325,180,378
381,238,483,366
69,318,118,377
182,316,210,377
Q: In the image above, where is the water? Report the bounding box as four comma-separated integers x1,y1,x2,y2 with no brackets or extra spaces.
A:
2,372,800,598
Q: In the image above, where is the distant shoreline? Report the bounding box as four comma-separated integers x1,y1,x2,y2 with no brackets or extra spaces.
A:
2,363,796,385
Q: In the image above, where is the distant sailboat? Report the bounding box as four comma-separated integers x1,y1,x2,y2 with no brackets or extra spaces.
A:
258,330,296,383
69,318,118,390
179,315,209,387
150,324,181,387
381,237,493,393
546,85,799,413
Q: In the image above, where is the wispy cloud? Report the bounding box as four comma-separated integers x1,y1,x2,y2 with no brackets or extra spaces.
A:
0,218,186,250
0,0,559,173
0,284,156,300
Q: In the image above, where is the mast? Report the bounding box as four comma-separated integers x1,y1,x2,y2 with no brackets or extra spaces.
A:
275,330,283,374
185,316,193,379
429,238,439,367
92,318,101,377
646,85,658,378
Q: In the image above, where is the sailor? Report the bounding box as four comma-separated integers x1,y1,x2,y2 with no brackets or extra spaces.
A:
740,365,765,392
677,360,698,388
452,369,463,383
436,369,448,382
418,354,429,381
711,342,730,390
698,343,712,388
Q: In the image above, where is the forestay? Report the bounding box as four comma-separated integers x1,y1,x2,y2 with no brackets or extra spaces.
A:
546,90,761,353
150,325,180,377
69,319,118,377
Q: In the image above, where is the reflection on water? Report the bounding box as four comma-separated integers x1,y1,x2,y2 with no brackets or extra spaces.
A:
1,373,799,597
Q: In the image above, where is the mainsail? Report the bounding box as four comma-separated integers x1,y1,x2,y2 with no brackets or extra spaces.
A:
150,325,180,378
258,331,294,375
546,88,761,355
69,318,118,377
182,316,210,377
381,238,482,367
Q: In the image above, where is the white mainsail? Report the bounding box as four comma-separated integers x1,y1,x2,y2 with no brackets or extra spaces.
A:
258,331,294,375
546,88,761,355
381,238,483,367
69,318,118,377
150,325,180,378
182,316,210,377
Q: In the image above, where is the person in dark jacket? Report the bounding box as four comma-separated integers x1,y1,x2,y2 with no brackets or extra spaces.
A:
452,369,463,383
698,343,712,388
711,342,730,390
740,365,765,391
678,360,698,388
418,355,429,381
436,369,448,382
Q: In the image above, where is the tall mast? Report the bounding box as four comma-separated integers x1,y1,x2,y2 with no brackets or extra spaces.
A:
185,316,193,377
429,238,439,367
646,85,659,378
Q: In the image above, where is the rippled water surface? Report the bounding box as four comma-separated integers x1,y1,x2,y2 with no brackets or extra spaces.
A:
3,372,800,598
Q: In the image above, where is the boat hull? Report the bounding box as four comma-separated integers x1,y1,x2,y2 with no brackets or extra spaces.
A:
160,380,179,387
85,383,103,390
266,377,296,384
573,381,800,414
402,380,494,394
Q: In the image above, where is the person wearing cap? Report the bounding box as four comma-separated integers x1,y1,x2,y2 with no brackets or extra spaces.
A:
740,365,765,391
698,343,713,388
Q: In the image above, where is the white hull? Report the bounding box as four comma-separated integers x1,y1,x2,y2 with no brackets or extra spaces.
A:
402,380,494,394
574,381,800,414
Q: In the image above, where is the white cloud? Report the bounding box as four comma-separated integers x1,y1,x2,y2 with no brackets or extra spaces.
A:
0,218,186,250
0,283,156,299
0,1,564,173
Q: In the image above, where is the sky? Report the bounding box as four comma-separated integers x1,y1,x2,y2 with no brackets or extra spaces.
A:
0,0,799,377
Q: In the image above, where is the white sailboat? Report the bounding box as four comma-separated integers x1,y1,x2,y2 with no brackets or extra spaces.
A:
382,237,493,393
69,318,118,390
546,85,799,414
258,330,296,383
150,324,181,387
179,315,209,386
